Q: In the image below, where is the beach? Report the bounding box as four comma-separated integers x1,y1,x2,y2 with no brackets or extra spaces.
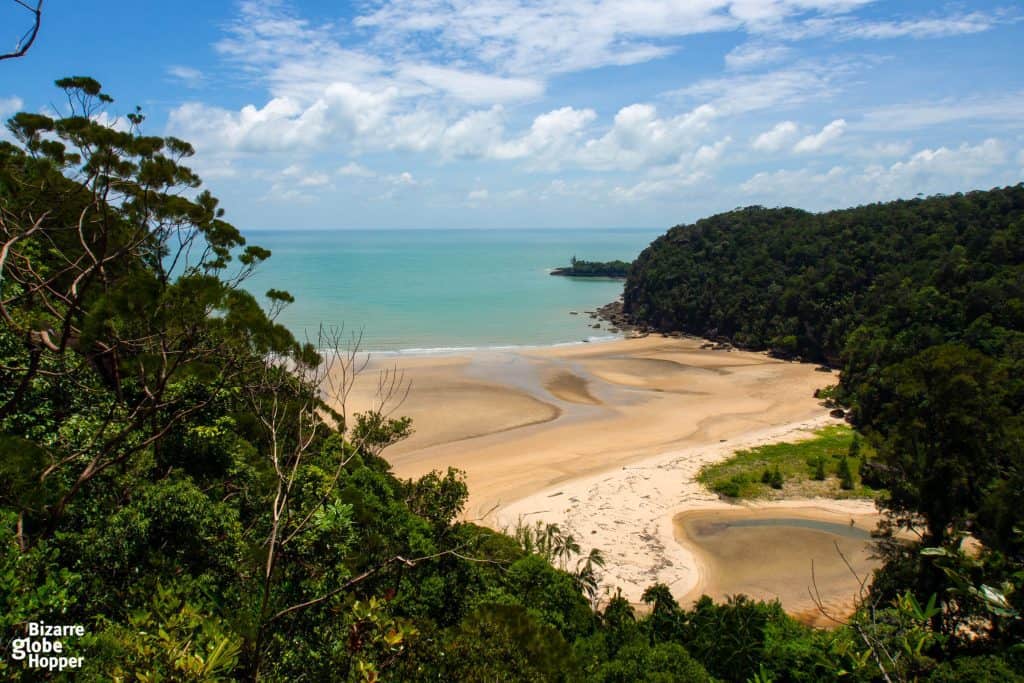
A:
340,335,876,616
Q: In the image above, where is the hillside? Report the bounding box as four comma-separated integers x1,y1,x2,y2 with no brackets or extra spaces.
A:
624,186,1024,367
622,187,1024,669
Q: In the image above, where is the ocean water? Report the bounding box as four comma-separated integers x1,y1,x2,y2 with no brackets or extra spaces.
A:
239,229,661,352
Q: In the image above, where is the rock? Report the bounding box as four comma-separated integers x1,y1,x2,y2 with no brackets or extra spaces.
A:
591,323,601,329
830,408,846,419
815,365,832,372
569,311,579,315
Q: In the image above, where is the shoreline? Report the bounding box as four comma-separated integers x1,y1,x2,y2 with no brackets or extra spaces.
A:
671,501,879,626
349,332,628,358
494,414,867,604
339,335,857,615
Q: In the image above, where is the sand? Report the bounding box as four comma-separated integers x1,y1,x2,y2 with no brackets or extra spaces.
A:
335,335,873,617
674,504,880,626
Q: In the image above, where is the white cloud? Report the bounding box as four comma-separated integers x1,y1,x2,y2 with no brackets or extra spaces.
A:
494,107,596,165
298,172,330,187
466,188,489,204
610,134,730,201
725,42,792,70
437,107,507,159
372,171,420,201
350,0,912,79
693,137,731,165
0,96,24,117
158,0,1021,224
741,165,848,200
168,97,331,153
576,103,716,171
849,140,912,159
391,171,417,186
752,121,798,151
859,92,1024,131
779,9,1011,41
741,138,1016,208
870,138,1008,186
669,61,852,115
399,64,543,104
837,11,1002,40
167,65,206,88
794,118,846,152
266,164,334,202
337,161,375,178
610,171,707,202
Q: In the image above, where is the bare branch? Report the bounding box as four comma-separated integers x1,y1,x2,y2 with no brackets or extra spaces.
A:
1,1,43,61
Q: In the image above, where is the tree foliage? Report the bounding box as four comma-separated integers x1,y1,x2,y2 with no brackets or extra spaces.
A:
3,79,1021,680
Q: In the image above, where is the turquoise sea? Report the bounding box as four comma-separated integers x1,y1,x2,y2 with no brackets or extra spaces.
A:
240,229,662,352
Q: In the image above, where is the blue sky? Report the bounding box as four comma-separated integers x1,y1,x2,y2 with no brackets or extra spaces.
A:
2,1,1023,229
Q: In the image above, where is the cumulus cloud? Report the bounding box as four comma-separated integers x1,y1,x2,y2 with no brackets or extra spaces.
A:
494,107,596,165
0,95,24,117
741,138,1017,209
157,0,1021,224
752,121,799,151
869,138,1008,187
576,103,716,171
794,119,846,152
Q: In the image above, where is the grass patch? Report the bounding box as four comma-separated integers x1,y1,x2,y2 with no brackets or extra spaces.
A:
697,425,880,500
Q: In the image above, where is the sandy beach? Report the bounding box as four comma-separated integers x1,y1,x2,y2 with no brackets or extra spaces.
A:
340,335,874,616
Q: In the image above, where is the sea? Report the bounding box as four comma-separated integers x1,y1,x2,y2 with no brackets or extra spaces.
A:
239,228,662,352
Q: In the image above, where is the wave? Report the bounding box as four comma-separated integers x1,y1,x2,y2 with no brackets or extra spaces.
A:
319,334,623,357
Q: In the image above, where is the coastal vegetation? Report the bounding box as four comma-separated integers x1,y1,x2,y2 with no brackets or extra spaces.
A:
626,186,1024,677
551,256,631,278
697,425,877,500
1,77,1021,681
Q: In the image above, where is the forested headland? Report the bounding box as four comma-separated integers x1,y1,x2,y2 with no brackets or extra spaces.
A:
551,256,631,278
622,186,1024,678
1,79,1021,681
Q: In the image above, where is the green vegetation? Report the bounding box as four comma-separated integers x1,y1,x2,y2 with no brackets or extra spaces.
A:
698,426,877,499
625,187,1024,369
630,187,1024,676
551,256,631,278
2,78,1022,680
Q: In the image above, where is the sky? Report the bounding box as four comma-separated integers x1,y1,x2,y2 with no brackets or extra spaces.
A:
2,0,1023,229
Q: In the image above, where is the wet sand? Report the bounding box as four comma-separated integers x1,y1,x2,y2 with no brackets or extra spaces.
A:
341,336,837,517
335,335,865,613
674,505,880,626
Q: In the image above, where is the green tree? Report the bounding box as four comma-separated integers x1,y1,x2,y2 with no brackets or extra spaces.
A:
837,455,854,490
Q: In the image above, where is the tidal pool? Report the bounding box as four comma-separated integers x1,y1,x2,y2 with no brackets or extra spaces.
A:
674,508,880,626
